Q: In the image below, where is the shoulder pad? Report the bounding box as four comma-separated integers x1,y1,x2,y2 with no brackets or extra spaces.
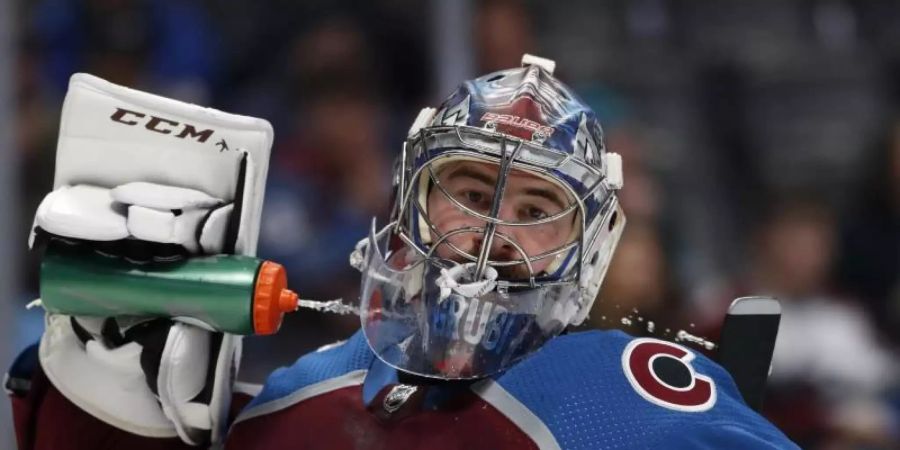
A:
238,331,373,418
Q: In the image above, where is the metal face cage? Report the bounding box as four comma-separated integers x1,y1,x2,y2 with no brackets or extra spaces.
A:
391,125,612,289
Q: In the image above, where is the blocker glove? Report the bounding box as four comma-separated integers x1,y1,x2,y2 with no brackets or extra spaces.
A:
35,180,236,257
29,74,272,446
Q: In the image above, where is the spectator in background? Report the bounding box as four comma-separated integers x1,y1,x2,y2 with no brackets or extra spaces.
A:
838,119,900,346
257,18,390,301
258,86,390,300
744,200,897,449
247,19,392,381
32,0,218,102
475,0,533,73
588,127,684,337
606,126,662,225
590,221,684,337
15,42,58,292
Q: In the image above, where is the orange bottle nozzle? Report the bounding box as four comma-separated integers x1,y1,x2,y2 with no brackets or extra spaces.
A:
252,260,298,335
279,289,299,313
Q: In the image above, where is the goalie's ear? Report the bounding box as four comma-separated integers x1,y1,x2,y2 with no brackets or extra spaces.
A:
52,73,273,256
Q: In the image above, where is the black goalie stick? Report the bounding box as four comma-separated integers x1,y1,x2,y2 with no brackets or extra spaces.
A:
715,296,782,412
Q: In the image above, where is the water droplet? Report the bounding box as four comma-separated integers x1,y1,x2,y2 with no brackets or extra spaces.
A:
621,317,633,326
674,330,717,351
646,321,655,333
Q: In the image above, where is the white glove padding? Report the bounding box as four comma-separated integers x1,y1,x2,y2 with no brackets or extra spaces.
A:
34,184,129,241
31,72,272,256
35,182,233,254
158,323,241,446
40,314,240,446
33,73,272,446
113,181,236,255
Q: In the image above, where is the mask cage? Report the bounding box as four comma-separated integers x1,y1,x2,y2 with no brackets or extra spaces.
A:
392,125,612,289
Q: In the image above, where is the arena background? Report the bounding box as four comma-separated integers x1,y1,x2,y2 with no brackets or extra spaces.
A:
1,1,898,448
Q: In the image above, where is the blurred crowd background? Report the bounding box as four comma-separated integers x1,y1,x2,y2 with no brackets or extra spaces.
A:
2,0,899,448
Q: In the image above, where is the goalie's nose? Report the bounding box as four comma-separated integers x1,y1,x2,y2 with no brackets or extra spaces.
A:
472,231,522,263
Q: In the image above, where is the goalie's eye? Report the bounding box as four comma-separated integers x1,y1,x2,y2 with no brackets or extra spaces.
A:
464,190,485,204
524,206,550,221
458,189,492,212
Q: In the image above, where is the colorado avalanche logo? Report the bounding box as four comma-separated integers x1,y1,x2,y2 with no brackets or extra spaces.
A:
621,338,717,412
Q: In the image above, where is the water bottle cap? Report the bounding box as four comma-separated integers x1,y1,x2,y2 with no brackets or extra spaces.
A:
253,260,297,335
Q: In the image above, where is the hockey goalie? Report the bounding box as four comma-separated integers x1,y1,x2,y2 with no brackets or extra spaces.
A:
6,55,798,449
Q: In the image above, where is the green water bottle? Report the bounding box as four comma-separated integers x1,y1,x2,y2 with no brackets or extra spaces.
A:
39,242,299,335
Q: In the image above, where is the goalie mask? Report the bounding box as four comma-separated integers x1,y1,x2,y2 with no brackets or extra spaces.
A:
352,55,625,379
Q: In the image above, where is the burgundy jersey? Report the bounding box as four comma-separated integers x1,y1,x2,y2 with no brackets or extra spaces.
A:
226,330,797,450
9,330,797,449
7,343,251,450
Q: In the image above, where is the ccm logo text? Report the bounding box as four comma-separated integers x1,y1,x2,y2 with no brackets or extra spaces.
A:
110,107,215,143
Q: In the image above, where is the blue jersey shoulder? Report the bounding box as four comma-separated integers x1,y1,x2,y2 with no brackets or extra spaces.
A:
5,342,39,395
244,330,374,410
494,330,797,450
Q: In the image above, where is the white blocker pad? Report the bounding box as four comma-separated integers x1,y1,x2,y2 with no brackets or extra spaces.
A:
35,184,129,241
112,182,227,253
112,182,223,210
125,205,210,254
51,73,273,256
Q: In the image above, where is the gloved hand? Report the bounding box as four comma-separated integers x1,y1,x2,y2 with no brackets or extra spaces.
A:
32,73,272,446
34,181,234,259
35,181,234,256
39,313,241,446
